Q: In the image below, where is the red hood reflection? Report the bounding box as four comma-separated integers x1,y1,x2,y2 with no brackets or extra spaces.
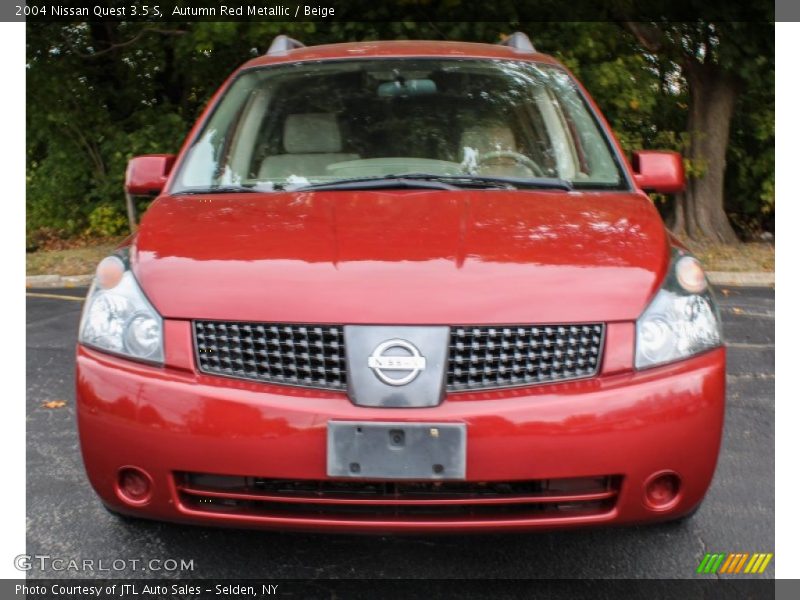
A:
132,189,668,323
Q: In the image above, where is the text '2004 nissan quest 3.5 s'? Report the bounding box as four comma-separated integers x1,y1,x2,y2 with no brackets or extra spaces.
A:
76,33,725,533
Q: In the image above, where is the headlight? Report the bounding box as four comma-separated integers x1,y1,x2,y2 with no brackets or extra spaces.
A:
635,249,722,369
79,254,164,364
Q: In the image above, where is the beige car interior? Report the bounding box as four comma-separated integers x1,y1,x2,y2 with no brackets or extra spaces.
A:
259,113,359,180
460,123,536,178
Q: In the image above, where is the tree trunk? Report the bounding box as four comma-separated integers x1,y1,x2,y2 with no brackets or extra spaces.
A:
681,61,739,243
670,192,688,237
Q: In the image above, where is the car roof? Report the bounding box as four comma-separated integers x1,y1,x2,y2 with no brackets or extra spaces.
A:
239,40,563,71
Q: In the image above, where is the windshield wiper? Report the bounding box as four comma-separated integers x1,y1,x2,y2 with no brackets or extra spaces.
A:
175,174,573,194
288,173,572,192
400,173,573,191
173,186,261,195
286,176,460,192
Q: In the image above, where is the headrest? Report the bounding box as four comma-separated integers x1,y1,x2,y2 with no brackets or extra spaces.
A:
283,113,343,154
460,124,517,154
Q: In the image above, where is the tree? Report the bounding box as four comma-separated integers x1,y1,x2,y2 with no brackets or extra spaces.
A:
25,18,773,244
623,19,773,242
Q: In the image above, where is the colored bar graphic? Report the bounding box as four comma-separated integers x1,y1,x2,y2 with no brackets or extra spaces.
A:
696,554,711,574
758,554,773,573
698,553,726,574
751,554,767,573
721,553,743,574
719,554,736,574
711,554,726,573
697,552,773,575
735,553,749,573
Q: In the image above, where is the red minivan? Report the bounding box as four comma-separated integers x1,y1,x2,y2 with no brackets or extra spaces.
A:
76,33,725,533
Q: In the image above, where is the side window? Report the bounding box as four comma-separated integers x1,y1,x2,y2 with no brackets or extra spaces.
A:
227,88,272,181
529,85,579,179
177,73,262,188
547,69,619,183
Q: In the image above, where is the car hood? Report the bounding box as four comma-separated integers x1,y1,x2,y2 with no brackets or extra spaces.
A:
132,190,669,323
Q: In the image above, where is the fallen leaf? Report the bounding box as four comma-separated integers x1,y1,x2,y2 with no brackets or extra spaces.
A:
721,289,730,297
732,307,743,315
42,400,66,409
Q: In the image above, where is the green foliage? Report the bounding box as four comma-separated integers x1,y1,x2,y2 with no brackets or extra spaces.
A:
725,62,775,235
25,20,775,239
533,22,666,152
86,204,128,237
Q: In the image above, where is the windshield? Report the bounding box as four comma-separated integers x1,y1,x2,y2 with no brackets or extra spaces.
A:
171,59,625,193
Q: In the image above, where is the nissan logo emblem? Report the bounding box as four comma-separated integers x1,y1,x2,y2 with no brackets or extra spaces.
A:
367,339,427,386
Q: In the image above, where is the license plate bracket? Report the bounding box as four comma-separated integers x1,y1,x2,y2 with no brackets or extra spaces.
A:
327,421,466,480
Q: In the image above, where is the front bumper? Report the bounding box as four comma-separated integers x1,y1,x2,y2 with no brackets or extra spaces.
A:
76,331,725,534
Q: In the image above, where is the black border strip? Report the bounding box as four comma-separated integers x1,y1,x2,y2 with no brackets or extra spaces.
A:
8,0,777,23
3,578,780,599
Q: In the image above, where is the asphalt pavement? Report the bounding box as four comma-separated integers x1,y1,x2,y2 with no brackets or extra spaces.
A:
25,286,774,580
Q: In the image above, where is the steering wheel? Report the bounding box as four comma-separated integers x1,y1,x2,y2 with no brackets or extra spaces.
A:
475,151,546,177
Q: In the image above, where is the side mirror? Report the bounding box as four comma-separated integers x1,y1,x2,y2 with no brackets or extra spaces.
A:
125,154,176,196
631,151,685,194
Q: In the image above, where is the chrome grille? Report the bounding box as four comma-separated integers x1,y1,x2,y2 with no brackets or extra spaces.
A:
194,321,604,393
447,324,604,391
194,321,346,390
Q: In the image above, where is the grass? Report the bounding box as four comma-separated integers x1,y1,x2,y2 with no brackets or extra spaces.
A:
25,237,775,277
26,242,120,277
683,240,774,273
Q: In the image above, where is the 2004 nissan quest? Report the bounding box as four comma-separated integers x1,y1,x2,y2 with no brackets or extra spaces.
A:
76,33,725,533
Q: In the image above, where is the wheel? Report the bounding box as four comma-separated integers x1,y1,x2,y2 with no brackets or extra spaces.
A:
476,150,546,177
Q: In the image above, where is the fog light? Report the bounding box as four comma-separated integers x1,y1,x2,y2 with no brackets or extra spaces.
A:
117,467,152,505
644,472,681,510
